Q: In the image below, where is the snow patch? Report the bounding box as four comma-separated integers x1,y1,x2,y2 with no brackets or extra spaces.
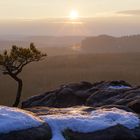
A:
41,107,140,140
0,106,43,134
108,85,131,89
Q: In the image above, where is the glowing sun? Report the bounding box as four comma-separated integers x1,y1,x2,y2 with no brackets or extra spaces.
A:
69,10,79,20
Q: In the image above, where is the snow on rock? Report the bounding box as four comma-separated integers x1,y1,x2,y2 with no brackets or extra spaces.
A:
108,85,131,90
0,106,43,134
41,107,140,140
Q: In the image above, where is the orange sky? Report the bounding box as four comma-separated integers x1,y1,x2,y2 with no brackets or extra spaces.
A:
0,0,140,19
0,0,140,36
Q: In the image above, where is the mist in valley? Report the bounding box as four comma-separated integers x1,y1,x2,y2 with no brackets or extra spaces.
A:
0,35,140,105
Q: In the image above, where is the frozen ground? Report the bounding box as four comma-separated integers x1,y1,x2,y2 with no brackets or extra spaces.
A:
41,107,140,140
108,85,131,90
0,106,139,140
0,106,43,134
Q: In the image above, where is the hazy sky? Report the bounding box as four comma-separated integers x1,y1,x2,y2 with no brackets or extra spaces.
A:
0,0,140,36
0,0,140,19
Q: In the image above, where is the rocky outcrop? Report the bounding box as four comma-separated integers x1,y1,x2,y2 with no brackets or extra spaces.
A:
22,81,93,108
0,124,52,140
0,106,52,140
1,105,139,140
2,80,140,140
81,35,140,53
63,125,138,140
22,80,140,114
128,99,140,114
26,106,140,140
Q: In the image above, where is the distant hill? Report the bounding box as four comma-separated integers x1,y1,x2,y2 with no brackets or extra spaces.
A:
1,34,140,54
25,36,84,48
81,35,140,53
0,36,84,49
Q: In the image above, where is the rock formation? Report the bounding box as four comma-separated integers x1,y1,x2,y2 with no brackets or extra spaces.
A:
1,80,140,140
22,80,140,114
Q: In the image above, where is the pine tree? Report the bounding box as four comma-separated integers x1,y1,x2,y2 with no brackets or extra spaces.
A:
0,43,46,107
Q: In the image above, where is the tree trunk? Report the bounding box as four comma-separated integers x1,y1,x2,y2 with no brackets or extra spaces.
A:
13,78,23,107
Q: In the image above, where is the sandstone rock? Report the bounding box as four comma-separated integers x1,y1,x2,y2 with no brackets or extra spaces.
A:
25,106,140,140
63,81,93,91
22,80,140,114
22,81,93,108
0,106,52,140
97,104,134,112
128,99,140,114
0,124,52,140
86,90,120,106
63,125,138,140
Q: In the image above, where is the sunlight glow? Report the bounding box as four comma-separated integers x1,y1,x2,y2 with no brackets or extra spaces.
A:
69,10,79,20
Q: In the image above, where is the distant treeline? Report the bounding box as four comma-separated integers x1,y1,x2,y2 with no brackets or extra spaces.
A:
81,35,140,53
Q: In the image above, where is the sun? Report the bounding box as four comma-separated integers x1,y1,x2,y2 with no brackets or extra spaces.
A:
69,10,79,20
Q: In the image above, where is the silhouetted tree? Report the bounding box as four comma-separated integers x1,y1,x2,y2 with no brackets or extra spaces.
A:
0,43,46,107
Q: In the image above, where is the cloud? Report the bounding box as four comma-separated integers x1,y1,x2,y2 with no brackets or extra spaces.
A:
117,10,140,16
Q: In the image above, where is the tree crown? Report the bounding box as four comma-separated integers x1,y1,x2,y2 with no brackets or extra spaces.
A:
0,43,46,76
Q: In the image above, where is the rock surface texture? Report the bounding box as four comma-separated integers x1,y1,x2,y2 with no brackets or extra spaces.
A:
0,106,52,140
0,124,52,140
63,125,138,140
1,81,140,140
22,80,140,114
